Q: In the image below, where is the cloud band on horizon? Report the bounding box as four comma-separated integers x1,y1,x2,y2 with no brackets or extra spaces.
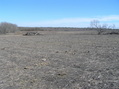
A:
18,15,119,28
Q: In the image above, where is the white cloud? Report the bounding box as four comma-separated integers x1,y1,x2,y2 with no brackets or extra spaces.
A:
18,15,119,28
97,15,119,21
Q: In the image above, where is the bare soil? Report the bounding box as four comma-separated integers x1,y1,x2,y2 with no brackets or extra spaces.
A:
0,31,119,89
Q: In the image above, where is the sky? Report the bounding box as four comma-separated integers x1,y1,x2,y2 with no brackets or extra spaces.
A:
0,0,119,28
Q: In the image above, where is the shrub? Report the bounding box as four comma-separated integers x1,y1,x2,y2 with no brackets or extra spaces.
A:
0,22,18,34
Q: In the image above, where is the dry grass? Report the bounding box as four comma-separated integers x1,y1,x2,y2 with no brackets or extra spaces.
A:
0,31,119,89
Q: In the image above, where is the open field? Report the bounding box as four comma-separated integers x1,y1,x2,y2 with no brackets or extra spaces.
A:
0,30,119,89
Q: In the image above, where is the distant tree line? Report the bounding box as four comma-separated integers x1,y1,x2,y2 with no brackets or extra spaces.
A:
0,22,18,34
0,21,118,35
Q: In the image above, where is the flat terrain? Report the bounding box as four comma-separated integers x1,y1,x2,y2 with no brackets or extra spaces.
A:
0,31,119,89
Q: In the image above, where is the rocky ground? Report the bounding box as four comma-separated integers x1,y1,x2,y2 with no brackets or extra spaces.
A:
0,31,119,89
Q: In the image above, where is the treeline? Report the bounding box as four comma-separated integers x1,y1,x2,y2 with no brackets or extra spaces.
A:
0,22,119,35
19,27,90,31
19,27,44,31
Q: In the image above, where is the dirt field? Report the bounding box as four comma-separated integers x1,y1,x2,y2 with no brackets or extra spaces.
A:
0,31,119,89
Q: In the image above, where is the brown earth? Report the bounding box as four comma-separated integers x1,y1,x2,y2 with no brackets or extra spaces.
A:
0,31,119,89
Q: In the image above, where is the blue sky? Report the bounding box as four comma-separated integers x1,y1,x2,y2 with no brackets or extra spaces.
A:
0,0,119,28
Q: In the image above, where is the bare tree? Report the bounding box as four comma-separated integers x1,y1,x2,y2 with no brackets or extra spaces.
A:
0,22,18,34
90,20,100,28
90,20,115,35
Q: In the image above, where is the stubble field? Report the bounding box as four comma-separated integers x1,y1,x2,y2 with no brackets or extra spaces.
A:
0,31,119,89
